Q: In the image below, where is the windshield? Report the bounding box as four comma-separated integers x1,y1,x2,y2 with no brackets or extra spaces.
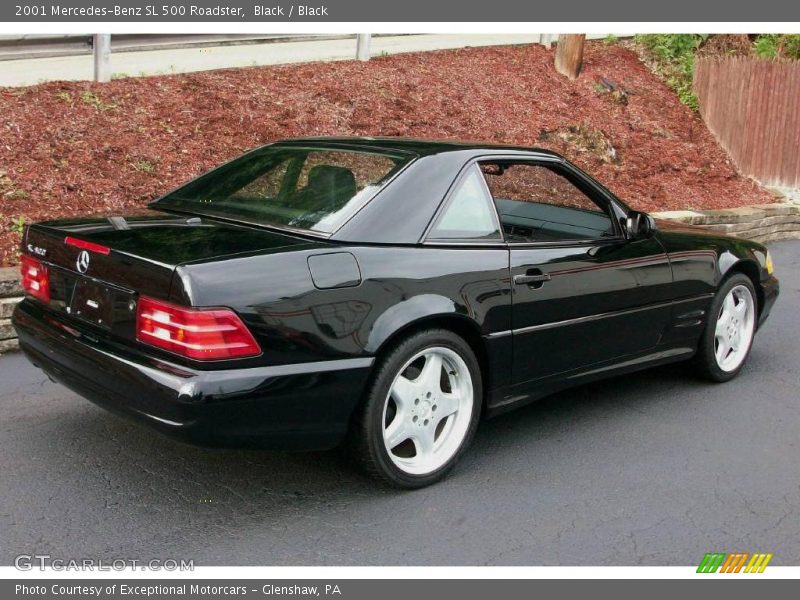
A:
152,146,411,234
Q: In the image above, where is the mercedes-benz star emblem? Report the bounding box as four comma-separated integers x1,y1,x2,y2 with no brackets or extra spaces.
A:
76,250,90,274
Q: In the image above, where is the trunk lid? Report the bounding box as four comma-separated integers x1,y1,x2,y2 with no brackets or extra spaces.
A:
23,211,314,337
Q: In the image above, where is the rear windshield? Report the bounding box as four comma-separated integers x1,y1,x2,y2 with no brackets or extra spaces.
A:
152,146,411,234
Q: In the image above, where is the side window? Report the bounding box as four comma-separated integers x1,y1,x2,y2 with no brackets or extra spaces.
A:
429,166,502,241
481,162,615,243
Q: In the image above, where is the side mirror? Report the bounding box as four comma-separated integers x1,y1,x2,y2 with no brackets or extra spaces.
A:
625,211,656,240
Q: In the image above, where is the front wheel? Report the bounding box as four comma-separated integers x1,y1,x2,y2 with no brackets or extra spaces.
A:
349,329,482,488
693,273,758,382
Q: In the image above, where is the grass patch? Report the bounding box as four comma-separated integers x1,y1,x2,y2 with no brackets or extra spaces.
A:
79,90,117,111
55,91,74,104
131,159,155,173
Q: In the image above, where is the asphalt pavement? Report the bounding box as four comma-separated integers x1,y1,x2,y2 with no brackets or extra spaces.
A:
1,240,798,566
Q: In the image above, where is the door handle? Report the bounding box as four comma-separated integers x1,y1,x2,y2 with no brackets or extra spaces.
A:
513,273,551,285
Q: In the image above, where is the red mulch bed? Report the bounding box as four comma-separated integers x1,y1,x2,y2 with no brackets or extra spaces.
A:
0,42,774,266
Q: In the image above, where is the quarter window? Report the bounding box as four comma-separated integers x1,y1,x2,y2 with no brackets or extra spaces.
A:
429,166,502,241
481,162,615,243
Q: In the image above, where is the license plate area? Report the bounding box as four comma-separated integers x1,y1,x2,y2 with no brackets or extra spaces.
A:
48,266,136,334
71,279,117,329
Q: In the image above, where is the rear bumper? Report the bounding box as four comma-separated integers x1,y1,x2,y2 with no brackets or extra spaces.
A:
12,299,373,450
758,275,779,329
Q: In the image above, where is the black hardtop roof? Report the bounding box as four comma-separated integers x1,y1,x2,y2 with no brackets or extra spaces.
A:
273,136,562,158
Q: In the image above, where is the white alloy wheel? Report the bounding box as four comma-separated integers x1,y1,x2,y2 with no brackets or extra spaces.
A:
381,346,474,476
714,284,756,372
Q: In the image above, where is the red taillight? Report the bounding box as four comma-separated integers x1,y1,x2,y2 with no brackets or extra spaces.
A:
64,236,110,255
20,255,50,303
135,296,261,361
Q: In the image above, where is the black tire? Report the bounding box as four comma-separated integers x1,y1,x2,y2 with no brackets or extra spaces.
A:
348,329,482,489
693,273,758,383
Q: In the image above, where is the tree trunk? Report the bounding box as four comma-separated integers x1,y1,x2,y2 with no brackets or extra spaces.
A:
555,34,586,80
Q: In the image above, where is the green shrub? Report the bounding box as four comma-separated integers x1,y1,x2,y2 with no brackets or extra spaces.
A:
635,34,708,111
637,34,707,63
753,34,800,60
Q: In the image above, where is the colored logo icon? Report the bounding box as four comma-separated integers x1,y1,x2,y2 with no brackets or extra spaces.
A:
697,552,773,573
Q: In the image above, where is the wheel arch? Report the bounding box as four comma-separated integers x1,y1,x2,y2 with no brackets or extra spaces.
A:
367,309,492,408
722,258,763,317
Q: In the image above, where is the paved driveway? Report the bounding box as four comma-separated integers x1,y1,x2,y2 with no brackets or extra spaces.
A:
1,240,798,566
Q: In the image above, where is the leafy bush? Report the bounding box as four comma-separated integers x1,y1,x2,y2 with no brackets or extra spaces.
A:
11,216,25,238
635,34,709,111
753,34,800,60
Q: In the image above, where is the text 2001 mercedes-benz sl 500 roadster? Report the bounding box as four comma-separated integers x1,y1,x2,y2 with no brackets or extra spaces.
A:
13,137,779,487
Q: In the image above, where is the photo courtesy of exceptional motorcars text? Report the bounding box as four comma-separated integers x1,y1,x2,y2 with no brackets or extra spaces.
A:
0,0,798,596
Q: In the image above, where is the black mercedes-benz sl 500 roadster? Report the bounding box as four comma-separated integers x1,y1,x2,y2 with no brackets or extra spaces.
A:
13,137,779,487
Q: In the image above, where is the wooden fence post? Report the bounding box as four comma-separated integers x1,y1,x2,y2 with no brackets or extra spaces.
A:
554,34,585,80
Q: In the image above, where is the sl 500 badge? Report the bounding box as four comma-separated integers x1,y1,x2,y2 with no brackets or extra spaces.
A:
26,244,46,257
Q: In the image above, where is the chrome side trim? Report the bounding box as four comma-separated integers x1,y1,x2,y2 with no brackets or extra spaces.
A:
568,347,695,379
198,357,377,379
485,329,513,339
484,293,714,339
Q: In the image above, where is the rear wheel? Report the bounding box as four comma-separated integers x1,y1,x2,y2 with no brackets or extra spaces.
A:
694,273,757,382
350,329,482,488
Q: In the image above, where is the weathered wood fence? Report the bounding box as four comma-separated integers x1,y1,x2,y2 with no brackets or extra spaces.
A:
694,57,800,188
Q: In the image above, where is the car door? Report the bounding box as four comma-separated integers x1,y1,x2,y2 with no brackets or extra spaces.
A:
480,157,674,384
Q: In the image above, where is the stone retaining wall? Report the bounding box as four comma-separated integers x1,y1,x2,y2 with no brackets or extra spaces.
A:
651,202,800,244
0,267,22,355
0,202,798,355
